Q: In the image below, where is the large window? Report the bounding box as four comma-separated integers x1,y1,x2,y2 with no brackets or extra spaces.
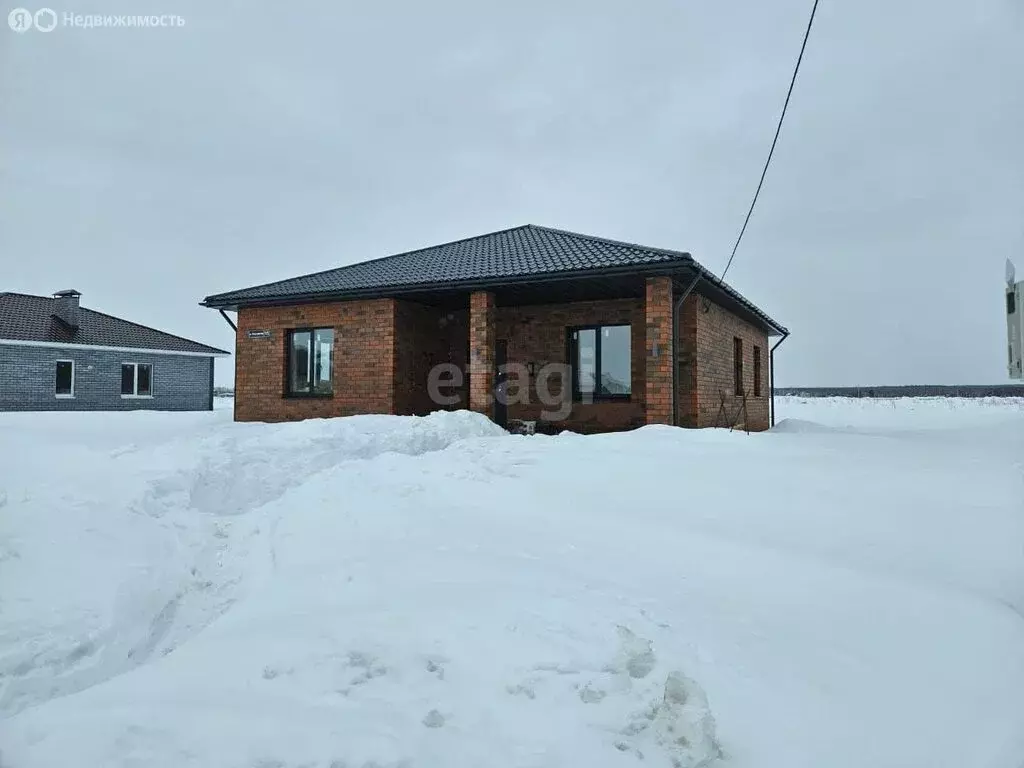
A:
568,324,631,400
55,360,74,397
753,346,762,397
121,363,153,397
287,328,334,396
733,337,744,396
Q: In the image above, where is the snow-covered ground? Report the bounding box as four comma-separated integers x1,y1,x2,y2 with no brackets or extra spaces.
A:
1,397,1023,768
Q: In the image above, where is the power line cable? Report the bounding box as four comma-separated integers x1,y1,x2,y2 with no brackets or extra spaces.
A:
672,0,820,427
719,0,820,283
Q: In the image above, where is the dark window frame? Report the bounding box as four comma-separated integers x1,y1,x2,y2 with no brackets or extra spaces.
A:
1009,291,1017,315
137,363,152,396
566,324,633,402
733,337,744,396
55,359,75,398
121,362,154,397
753,346,762,397
284,327,335,398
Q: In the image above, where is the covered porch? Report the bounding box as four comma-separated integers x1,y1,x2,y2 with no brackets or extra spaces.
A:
391,274,676,433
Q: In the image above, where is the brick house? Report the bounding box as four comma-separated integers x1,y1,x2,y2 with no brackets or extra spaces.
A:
202,225,788,432
0,290,228,411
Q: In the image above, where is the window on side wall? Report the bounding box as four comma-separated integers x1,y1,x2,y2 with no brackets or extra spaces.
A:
121,363,153,397
568,324,631,400
287,328,334,396
55,360,74,397
753,346,762,397
733,337,744,396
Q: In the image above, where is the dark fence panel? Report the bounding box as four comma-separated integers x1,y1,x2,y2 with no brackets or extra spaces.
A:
774,385,1024,398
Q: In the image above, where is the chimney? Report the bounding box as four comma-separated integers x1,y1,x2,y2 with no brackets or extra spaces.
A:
52,289,82,330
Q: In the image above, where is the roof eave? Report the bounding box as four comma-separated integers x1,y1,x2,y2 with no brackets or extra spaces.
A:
0,337,230,357
200,259,694,311
681,265,789,337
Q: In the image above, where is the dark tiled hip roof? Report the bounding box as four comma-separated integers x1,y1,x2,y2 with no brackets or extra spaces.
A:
203,224,786,334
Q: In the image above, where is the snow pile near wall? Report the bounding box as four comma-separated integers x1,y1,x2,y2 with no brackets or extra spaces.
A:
1,399,1023,768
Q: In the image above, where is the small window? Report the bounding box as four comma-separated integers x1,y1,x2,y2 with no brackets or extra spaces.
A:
137,364,152,396
55,360,74,397
121,363,153,397
121,364,134,395
568,324,631,400
1009,291,1017,315
287,328,334,396
733,337,744,396
753,346,762,397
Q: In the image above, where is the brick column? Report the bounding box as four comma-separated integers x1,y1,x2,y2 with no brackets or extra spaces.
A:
676,296,699,427
469,290,496,418
645,276,674,425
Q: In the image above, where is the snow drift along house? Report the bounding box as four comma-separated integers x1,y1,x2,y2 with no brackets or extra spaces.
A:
0,290,228,411
202,225,787,432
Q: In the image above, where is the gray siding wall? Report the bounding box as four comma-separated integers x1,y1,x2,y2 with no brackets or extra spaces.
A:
0,345,215,411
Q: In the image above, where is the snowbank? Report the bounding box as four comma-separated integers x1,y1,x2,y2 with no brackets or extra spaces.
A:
0,410,504,716
1,399,1023,768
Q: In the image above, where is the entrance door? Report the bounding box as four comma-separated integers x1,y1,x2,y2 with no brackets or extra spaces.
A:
494,339,508,429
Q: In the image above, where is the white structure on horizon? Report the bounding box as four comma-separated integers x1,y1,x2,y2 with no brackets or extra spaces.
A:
1008,259,1023,380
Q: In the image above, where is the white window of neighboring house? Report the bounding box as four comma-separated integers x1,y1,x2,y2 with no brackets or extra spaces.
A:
55,360,75,398
121,362,153,397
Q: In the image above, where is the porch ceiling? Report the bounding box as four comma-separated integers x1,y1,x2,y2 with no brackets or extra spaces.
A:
397,273,649,309
397,268,785,337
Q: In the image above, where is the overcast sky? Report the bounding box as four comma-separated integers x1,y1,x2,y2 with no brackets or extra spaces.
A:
2,0,1022,387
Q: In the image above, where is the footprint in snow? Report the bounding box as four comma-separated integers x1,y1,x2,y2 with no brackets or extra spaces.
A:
422,709,446,728
346,651,387,685
578,683,607,704
620,672,722,768
424,657,446,680
505,682,536,699
608,625,657,679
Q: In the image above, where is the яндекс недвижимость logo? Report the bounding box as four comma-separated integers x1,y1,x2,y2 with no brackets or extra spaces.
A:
8,7,57,32
8,8,184,32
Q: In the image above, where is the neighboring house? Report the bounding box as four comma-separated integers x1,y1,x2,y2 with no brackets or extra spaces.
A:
0,290,229,412
202,225,788,432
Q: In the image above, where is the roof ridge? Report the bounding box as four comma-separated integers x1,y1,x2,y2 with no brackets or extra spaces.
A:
203,224,536,303
1,291,49,300
526,225,693,262
79,305,228,354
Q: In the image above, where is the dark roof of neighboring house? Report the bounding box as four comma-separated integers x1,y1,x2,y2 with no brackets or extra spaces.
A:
203,224,786,334
0,292,229,355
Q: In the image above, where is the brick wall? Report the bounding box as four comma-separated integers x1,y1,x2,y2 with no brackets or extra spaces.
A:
0,344,213,411
234,300,396,422
230,288,772,431
495,297,645,433
677,294,770,431
644,276,674,425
